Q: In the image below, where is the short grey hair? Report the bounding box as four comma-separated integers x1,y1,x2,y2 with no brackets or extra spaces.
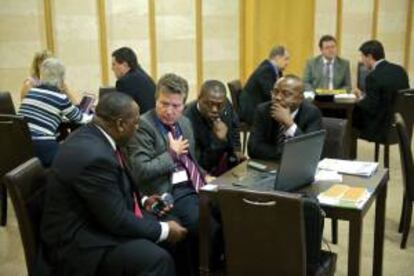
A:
156,73,189,103
40,58,65,87
268,46,287,59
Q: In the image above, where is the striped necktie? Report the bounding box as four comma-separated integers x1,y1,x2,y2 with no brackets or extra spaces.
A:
324,60,332,89
115,149,143,218
276,124,286,146
169,125,205,192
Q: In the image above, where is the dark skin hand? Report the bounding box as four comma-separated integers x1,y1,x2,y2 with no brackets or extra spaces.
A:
270,102,294,127
212,118,228,141
166,220,188,244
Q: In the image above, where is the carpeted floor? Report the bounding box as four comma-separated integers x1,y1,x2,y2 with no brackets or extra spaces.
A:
0,139,413,275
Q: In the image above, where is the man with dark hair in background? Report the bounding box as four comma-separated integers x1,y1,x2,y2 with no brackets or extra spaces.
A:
248,74,322,160
239,45,290,125
303,34,351,92
352,39,410,143
112,47,156,114
184,80,245,176
40,92,188,276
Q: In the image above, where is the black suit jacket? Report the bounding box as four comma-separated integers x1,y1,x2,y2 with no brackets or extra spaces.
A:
184,100,241,174
248,100,322,160
239,60,280,125
353,60,410,143
41,124,162,276
116,67,156,114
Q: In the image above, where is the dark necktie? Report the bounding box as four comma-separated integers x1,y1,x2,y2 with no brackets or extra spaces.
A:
115,148,143,218
276,124,286,146
169,125,205,192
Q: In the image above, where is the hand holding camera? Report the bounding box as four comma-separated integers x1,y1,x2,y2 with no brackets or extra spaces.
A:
144,193,174,217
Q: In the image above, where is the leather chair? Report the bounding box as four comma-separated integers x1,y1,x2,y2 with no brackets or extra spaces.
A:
321,117,350,244
395,113,414,248
321,117,349,160
218,188,336,276
372,89,414,169
227,80,250,154
356,62,370,93
3,158,47,275
0,91,16,114
0,115,34,226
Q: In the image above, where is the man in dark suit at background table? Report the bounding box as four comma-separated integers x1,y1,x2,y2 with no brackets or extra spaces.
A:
184,80,245,176
352,40,410,143
112,47,156,114
248,74,322,160
40,92,187,276
239,45,290,125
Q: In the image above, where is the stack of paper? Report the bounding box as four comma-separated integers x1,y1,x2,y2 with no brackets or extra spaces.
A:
318,184,371,208
200,184,218,192
315,88,347,95
334,93,356,103
304,91,316,100
315,169,343,182
318,158,378,177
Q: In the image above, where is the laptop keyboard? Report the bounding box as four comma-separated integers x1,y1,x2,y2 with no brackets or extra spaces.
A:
232,170,276,191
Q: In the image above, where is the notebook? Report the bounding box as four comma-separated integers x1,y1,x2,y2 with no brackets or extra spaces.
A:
318,184,371,208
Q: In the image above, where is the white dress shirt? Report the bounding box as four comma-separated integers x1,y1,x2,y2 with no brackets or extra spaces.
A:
283,108,299,137
322,57,335,90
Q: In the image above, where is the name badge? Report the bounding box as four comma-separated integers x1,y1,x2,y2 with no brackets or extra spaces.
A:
172,170,188,185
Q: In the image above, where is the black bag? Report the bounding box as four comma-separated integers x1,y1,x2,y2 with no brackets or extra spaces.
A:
302,195,325,274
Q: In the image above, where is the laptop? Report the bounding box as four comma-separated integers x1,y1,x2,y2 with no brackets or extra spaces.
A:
244,130,326,192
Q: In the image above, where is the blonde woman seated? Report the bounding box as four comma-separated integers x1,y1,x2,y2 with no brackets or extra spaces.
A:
20,50,80,104
19,58,91,167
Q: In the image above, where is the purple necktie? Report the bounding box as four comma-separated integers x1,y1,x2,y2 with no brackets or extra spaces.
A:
169,125,205,192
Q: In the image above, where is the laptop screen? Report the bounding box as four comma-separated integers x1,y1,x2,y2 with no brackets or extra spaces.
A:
274,130,326,192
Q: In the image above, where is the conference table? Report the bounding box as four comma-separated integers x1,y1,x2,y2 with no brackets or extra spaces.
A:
199,160,388,276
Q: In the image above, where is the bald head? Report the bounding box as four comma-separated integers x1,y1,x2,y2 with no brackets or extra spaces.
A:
199,80,226,98
272,74,304,111
198,80,227,121
276,75,304,93
95,92,139,146
96,92,138,121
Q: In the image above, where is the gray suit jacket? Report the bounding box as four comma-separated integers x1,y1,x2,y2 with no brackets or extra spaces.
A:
303,55,351,92
127,109,203,195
